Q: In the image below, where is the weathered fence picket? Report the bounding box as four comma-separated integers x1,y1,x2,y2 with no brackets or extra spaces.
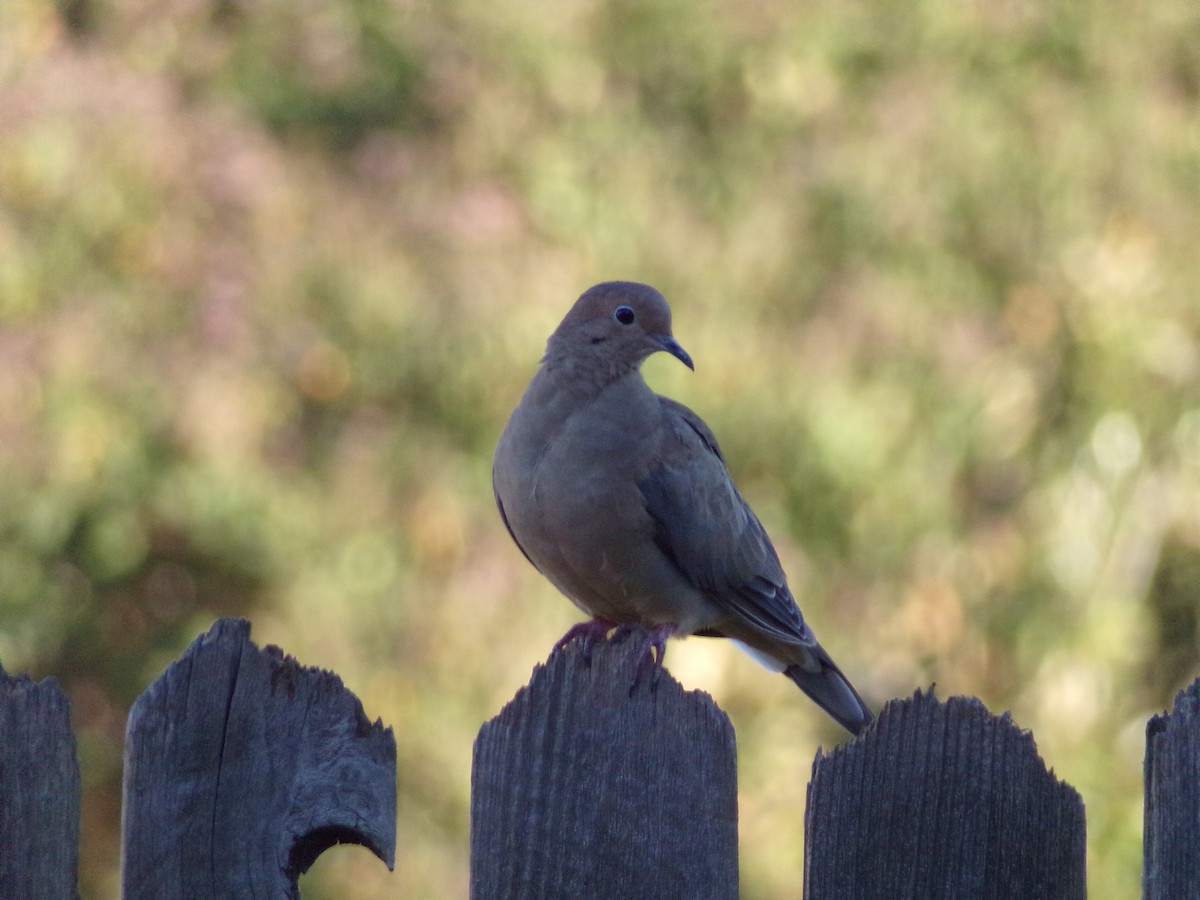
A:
1144,678,1200,900
804,690,1087,899
2,616,1200,897
121,619,397,898
471,639,738,899
0,665,80,899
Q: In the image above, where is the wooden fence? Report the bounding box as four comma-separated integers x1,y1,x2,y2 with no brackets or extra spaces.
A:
2,616,1198,898
1,619,396,899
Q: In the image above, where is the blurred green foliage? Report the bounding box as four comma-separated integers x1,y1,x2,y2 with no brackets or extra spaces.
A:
2,1,1199,897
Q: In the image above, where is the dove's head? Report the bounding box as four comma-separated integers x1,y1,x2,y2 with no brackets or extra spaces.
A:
545,282,694,376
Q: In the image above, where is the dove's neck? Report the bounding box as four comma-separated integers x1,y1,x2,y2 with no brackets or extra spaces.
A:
502,362,658,476
539,340,643,398
513,355,650,442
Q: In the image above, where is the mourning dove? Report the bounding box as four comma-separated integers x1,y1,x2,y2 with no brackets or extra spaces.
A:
493,281,873,736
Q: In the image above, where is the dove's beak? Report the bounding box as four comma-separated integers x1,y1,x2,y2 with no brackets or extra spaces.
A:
657,336,694,371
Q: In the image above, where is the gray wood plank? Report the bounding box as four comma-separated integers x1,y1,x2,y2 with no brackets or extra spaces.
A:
0,663,81,900
471,637,739,900
805,688,1086,900
1144,677,1200,900
120,618,396,899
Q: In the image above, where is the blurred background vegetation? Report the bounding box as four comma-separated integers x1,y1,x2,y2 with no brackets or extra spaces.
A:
2,0,1198,896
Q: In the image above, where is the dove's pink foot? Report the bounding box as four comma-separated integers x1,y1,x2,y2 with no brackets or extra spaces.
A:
630,623,676,695
553,617,618,665
610,623,637,644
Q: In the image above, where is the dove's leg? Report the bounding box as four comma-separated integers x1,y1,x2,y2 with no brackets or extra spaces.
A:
552,616,618,665
630,623,676,694
610,623,637,644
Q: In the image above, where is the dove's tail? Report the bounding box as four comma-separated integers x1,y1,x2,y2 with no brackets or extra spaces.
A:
784,649,874,737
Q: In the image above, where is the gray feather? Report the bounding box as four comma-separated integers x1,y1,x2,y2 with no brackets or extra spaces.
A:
639,397,813,647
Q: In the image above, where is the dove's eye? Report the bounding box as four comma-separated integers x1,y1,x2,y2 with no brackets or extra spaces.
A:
613,306,635,325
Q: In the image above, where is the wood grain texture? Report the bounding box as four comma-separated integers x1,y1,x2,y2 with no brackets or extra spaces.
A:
805,688,1085,900
120,618,396,899
1144,677,1200,900
0,663,81,900
471,638,738,900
